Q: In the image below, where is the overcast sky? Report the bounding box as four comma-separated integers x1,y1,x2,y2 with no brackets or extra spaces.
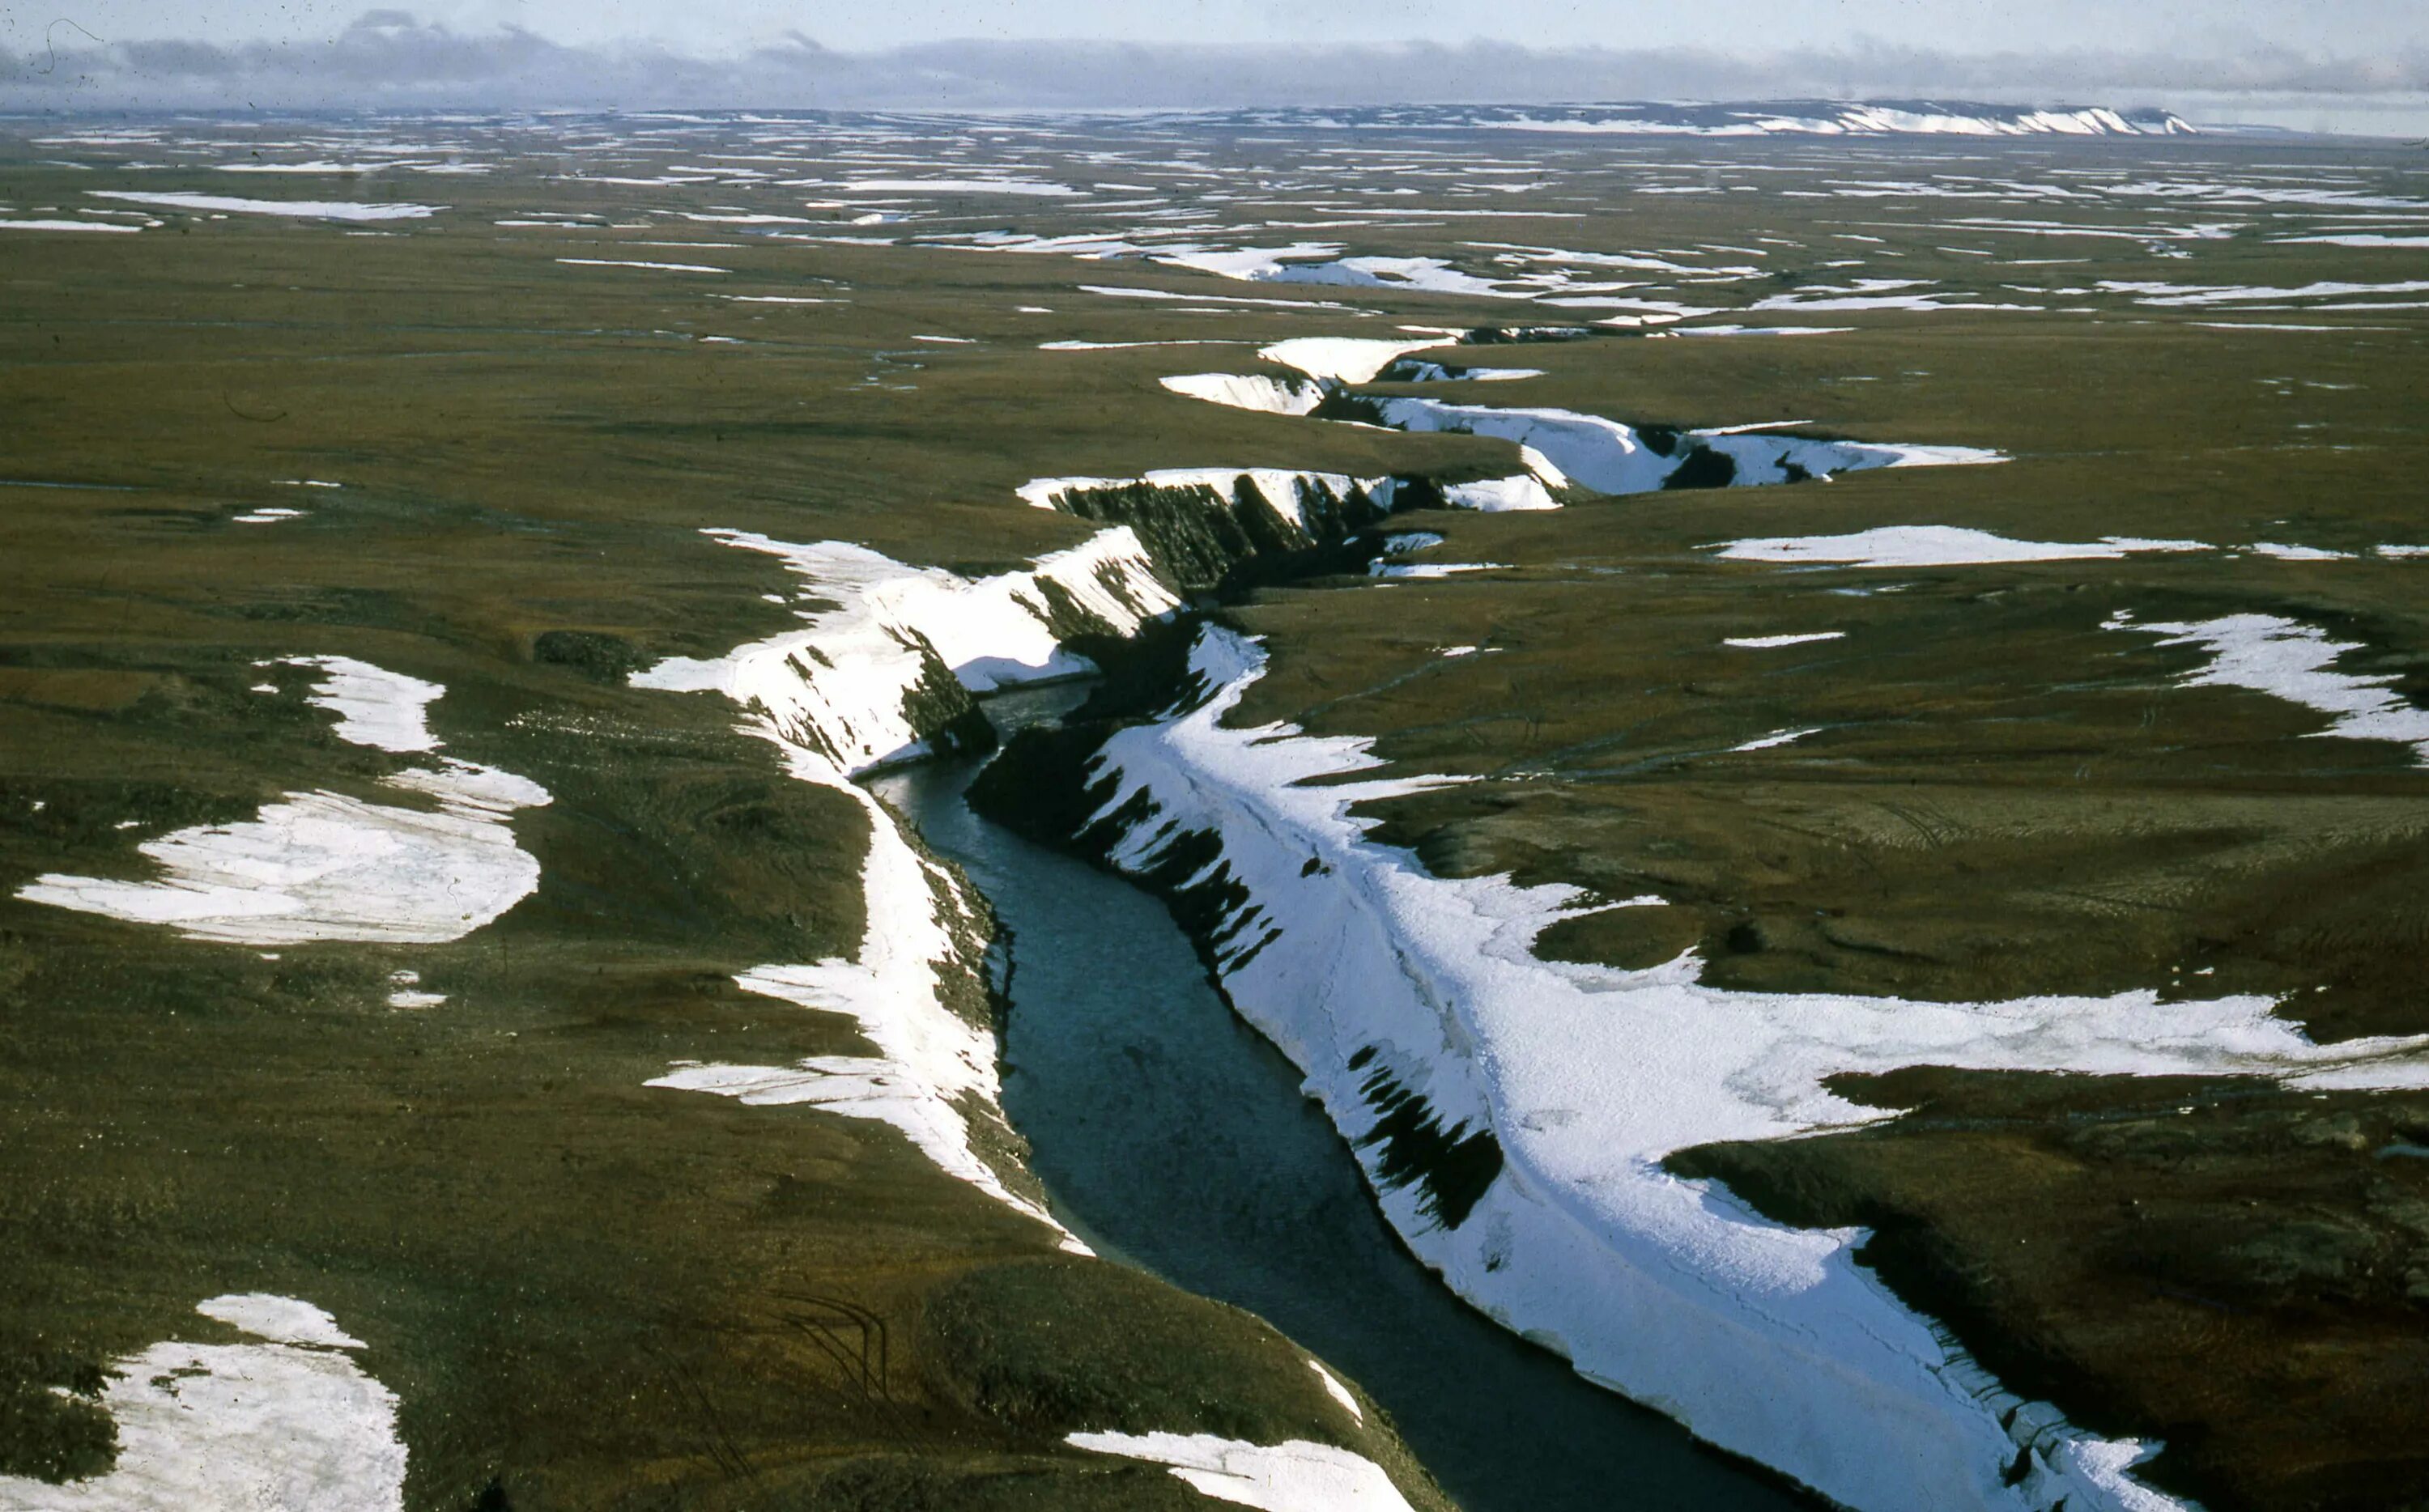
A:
4,1,2425,124
11,0,2428,54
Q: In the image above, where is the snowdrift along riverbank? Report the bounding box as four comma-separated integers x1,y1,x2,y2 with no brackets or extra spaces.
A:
632,434,2421,1510
632,525,1194,1249
998,624,2429,1512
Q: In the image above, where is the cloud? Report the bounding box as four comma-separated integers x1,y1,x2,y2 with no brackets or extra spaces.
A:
3,9,2424,112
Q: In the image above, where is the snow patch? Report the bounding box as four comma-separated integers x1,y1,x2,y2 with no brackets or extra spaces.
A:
1066,1431,1414,1512
2111,611,2429,763
1161,372,1326,416
1723,632,1846,648
653,962,1079,1248
16,658,548,945
0,219,142,233
88,190,436,221
1716,526,2209,568
1733,726,1823,751
555,257,725,273
0,1295,403,1511
1308,1361,1363,1422
1257,337,1448,385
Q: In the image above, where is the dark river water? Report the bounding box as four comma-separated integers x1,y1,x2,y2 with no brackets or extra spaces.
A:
868,686,1814,1512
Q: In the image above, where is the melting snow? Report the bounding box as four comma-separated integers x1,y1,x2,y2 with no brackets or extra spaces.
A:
1257,337,1449,384
555,257,726,274
1733,726,1823,751
0,219,143,232
1067,1431,1414,1512
1161,372,1326,416
2110,611,2429,763
841,177,1078,196
2247,542,2355,562
633,525,1182,1247
1308,1361,1363,1421
0,1295,403,1511
653,962,1078,1247
1717,526,2209,568
17,658,549,945
88,191,437,221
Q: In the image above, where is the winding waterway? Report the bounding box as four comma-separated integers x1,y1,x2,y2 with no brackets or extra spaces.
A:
869,685,1815,1512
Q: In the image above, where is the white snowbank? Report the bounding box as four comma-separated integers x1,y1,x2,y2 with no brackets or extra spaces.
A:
197,1294,367,1349
1376,398,2001,496
1308,1361,1363,1421
1074,625,2429,1512
17,658,549,945
0,219,142,233
1439,474,1561,512
1257,338,1448,385
841,177,1078,196
1067,1431,1415,1512
1371,561,1509,579
555,257,726,274
1043,338,1253,350
2099,278,2429,308
1653,325,1856,338
634,525,1182,1247
1733,726,1823,751
0,1295,404,1511
1724,632,1845,648
2248,542,2354,562
636,528,1176,773
2110,611,2429,763
88,190,436,221
287,656,443,751
654,960,1081,1248
1717,526,2209,568
2280,234,2429,248
1160,372,1326,416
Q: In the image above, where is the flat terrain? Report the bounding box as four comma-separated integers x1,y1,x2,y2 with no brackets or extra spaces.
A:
2,108,2426,1509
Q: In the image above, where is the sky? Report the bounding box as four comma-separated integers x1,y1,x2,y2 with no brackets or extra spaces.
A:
12,0,2429,55
3,1,2426,125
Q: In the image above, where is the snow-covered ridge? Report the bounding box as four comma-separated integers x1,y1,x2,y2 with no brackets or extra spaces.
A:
632,525,1184,1247
1211,101,2196,138
18,656,550,945
0,1294,405,1511
1061,623,2429,1512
